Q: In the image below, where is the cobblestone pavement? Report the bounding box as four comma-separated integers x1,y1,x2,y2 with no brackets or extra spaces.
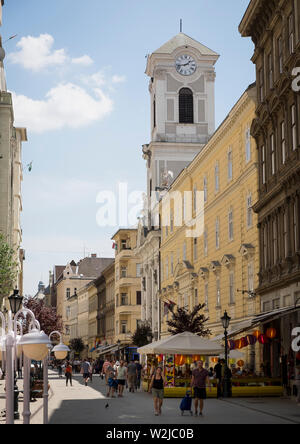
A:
0,371,299,424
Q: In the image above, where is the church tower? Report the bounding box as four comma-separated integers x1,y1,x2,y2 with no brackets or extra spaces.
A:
143,32,219,195
138,33,219,340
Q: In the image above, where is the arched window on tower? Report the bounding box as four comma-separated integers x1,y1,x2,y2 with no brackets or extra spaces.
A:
179,88,194,124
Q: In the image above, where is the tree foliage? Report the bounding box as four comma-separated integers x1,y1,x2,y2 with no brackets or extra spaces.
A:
69,338,85,354
167,304,211,337
132,322,153,348
0,233,18,306
24,298,63,337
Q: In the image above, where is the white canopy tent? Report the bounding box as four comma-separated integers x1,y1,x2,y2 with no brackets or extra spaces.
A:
219,350,245,360
138,332,224,356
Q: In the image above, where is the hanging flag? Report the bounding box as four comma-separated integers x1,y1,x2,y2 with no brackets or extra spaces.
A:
112,242,118,251
168,299,176,311
164,302,169,317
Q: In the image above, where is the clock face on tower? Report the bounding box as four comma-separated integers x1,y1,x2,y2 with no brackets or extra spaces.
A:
175,54,197,76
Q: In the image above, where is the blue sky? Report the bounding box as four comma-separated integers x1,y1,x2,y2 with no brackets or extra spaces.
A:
2,0,254,296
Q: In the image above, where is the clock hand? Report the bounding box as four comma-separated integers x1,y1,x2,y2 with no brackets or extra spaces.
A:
177,61,191,67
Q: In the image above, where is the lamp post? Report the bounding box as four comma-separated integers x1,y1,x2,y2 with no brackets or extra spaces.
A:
8,289,24,420
17,315,52,425
221,311,231,398
0,292,53,425
42,331,70,424
117,339,121,360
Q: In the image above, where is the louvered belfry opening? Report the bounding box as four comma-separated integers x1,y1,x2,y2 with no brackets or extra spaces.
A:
179,88,194,124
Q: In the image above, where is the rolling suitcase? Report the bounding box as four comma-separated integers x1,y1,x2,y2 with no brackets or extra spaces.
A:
180,391,193,416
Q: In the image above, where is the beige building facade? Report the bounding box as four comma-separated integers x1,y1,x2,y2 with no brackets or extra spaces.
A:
112,229,142,347
101,262,115,345
55,256,113,345
0,39,27,302
159,84,262,371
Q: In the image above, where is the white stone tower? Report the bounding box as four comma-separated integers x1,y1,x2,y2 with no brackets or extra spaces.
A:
138,32,219,339
144,32,219,196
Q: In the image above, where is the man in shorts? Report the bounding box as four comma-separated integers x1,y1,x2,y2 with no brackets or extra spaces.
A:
127,360,137,393
191,360,211,417
81,358,91,387
117,360,127,397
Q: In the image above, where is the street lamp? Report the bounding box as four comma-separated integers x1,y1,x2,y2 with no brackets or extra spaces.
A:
19,327,51,361
221,311,231,398
8,289,23,315
117,339,121,360
6,308,51,425
50,331,70,361
41,331,70,425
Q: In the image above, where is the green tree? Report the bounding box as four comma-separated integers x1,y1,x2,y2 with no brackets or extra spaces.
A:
0,233,18,307
167,303,211,337
132,322,153,348
69,338,85,355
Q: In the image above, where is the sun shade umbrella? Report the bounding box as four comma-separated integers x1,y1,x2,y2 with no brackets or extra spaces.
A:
137,337,169,355
138,332,224,356
219,349,245,359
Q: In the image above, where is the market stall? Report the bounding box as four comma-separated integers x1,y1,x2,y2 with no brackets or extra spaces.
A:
138,332,284,398
138,332,223,396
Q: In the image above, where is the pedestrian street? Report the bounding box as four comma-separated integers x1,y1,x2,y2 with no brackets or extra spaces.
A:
3,370,297,425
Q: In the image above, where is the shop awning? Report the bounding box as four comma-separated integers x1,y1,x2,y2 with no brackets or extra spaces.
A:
138,332,224,356
96,343,128,356
96,344,117,356
214,306,300,341
212,319,253,342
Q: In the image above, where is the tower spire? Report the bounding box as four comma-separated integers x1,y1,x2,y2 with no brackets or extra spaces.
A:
0,35,7,92
180,19,183,33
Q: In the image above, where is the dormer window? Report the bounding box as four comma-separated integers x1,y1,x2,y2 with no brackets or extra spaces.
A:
179,88,194,123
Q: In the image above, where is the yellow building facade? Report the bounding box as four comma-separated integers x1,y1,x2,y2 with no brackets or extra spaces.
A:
88,283,98,358
159,84,261,369
102,262,116,345
56,265,92,345
112,229,142,346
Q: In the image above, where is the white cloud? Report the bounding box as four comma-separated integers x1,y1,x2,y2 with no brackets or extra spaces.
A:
112,75,126,84
8,34,94,72
12,83,113,133
81,71,126,90
8,34,68,72
71,55,94,66
81,71,107,87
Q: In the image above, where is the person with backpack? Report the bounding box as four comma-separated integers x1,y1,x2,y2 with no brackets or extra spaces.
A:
106,363,117,398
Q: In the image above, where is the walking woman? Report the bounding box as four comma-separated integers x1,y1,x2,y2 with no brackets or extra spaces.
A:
65,361,73,387
149,367,165,416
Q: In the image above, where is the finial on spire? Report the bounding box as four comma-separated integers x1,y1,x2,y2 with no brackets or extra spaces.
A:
180,19,183,33
0,0,4,27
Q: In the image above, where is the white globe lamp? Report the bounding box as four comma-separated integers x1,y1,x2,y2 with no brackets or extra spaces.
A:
52,342,70,360
18,329,51,361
